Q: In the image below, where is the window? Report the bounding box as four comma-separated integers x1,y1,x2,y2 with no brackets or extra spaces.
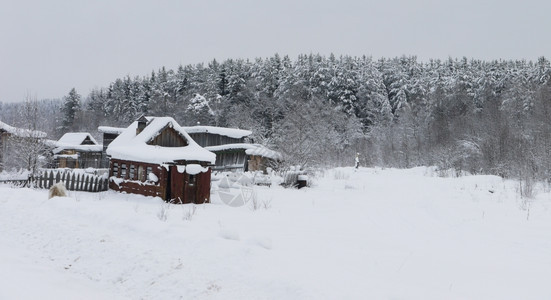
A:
146,167,152,180
121,164,127,178
113,162,119,177
188,174,196,186
138,165,145,182
129,165,135,180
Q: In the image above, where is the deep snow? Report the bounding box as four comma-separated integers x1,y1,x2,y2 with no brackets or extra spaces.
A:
1,167,551,299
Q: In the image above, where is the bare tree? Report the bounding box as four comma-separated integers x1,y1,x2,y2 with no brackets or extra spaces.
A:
4,98,50,175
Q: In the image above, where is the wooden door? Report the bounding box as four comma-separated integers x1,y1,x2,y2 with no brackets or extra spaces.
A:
169,166,185,203
184,173,197,204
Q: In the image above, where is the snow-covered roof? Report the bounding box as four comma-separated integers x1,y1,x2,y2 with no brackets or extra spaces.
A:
184,126,252,139
53,144,103,154
106,117,216,165
58,132,98,145
0,120,47,138
204,143,257,152
97,126,125,135
52,133,102,154
43,139,59,148
245,145,282,160
205,143,281,160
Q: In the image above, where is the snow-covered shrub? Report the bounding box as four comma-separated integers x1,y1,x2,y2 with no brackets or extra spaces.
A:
262,197,272,210
182,204,197,221
519,176,535,199
157,202,171,222
249,194,260,211
332,168,350,180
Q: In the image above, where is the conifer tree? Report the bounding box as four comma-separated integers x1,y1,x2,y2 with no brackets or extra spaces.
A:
61,88,81,133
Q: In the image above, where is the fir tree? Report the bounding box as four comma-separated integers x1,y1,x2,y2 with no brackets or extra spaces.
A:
61,88,81,133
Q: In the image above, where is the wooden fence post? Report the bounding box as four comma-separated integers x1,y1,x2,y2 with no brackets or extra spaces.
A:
83,175,89,192
16,170,111,193
43,171,48,188
76,174,82,191
89,177,96,192
48,171,54,188
55,172,61,185
70,174,75,191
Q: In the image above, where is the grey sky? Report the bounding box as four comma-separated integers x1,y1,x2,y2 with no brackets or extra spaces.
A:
1,0,549,103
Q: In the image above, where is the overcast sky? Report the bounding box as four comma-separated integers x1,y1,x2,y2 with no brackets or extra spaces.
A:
1,0,550,103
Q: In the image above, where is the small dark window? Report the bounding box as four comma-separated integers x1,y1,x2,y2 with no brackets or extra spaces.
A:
113,162,119,177
129,165,135,179
146,166,153,180
121,164,127,178
188,174,196,186
138,165,145,181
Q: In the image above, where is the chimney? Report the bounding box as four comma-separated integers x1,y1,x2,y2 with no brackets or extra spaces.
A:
136,115,148,135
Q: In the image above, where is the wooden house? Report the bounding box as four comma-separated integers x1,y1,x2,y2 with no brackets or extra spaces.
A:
106,116,215,204
185,126,280,172
0,120,47,171
52,133,103,169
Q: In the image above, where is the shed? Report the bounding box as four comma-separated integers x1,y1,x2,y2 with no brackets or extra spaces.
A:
184,126,252,147
106,116,215,204
204,143,281,173
52,132,103,169
184,126,280,172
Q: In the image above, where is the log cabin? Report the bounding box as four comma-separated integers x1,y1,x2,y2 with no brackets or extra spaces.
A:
106,116,215,204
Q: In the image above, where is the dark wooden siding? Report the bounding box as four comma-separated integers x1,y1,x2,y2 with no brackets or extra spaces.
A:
109,159,167,199
196,169,211,204
80,152,102,168
101,132,119,168
102,133,118,151
55,149,102,169
188,133,244,147
0,132,7,171
169,166,211,204
81,136,96,145
148,127,188,147
211,149,248,171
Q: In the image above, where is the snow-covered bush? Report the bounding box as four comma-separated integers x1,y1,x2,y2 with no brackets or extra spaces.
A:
157,202,170,222
182,204,197,221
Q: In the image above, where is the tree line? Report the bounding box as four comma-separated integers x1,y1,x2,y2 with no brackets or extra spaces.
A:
1,54,550,181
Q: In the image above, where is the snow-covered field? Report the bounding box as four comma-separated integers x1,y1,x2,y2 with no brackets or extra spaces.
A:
1,167,551,299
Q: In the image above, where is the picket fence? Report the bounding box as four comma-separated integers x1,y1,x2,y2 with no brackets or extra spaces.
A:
1,170,109,192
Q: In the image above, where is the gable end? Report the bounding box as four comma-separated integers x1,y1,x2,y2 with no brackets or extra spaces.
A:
81,136,96,145
147,125,189,147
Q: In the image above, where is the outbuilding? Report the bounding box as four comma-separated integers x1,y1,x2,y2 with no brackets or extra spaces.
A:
52,132,103,169
184,125,280,172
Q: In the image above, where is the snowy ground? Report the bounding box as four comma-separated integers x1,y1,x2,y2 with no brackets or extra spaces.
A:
1,167,551,299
